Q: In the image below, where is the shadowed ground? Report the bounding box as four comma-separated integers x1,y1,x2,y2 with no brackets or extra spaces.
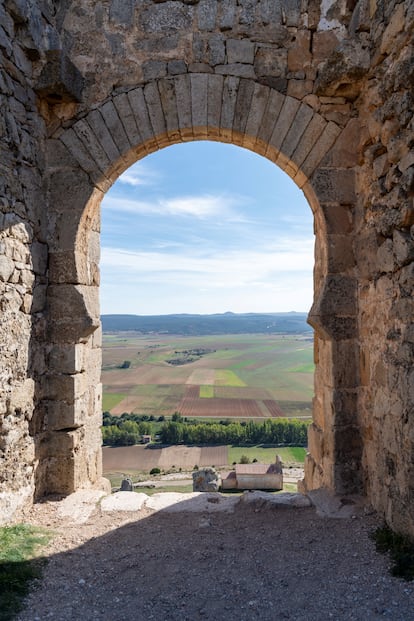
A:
16,494,414,621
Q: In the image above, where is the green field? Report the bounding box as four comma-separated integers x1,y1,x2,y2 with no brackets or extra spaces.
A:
200,385,214,398
227,445,306,466
215,369,246,386
102,333,314,419
102,393,127,411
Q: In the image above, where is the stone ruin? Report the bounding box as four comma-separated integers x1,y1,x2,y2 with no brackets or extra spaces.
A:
222,455,284,491
0,0,413,535
120,477,134,492
193,467,221,492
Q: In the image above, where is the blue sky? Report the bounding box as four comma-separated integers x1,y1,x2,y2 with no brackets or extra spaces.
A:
101,141,314,315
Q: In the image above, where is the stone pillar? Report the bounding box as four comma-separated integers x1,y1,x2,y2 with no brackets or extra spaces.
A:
38,141,104,495
304,166,362,495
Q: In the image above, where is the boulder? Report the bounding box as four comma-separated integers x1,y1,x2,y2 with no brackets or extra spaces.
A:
192,467,221,492
120,477,133,492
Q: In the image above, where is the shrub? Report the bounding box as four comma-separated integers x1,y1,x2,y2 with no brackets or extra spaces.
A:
371,525,414,580
240,455,250,464
150,467,161,475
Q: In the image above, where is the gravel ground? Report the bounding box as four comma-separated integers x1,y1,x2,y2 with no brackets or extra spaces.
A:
17,495,414,621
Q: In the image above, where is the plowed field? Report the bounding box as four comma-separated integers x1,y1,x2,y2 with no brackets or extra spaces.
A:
102,333,314,418
186,369,215,385
102,444,228,472
214,387,273,399
111,396,148,415
178,396,264,418
263,400,285,417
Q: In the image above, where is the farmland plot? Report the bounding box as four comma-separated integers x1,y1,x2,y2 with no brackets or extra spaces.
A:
103,446,161,471
102,444,228,472
179,393,265,418
186,368,215,385
214,387,273,399
102,334,314,419
262,400,285,417
110,395,150,415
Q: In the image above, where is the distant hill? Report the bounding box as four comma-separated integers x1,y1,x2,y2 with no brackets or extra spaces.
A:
101,312,311,336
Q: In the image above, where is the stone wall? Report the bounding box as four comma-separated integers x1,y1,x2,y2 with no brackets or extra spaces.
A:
0,1,50,521
0,0,413,535
354,1,414,535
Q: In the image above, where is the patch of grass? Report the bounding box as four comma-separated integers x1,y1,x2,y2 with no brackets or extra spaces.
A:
371,525,414,581
208,349,243,360
282,483,298,492
286,447,307,462
227,445,306,466
102,392,127,411
145,349,173,363
229,359,256,370
215,370,246,387
0,524,52,620
136,484,193,496
199,385,214,398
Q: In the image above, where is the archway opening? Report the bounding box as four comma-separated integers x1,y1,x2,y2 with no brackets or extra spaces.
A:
99,141,315,489
41,77,361,503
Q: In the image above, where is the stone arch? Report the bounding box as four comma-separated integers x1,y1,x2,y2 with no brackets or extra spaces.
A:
1,0,414,537
41,74,360,499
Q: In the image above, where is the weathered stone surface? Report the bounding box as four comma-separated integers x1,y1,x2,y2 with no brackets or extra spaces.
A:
0,255,14,281
192,467,221,492
239,490,311,509
57,489,107,523
307,488,364,518
227,38,255,64
315,40,370,100
101,491,148,512
0,486,34,526
35,50,84,103
120,477,133,492
140,3,192,33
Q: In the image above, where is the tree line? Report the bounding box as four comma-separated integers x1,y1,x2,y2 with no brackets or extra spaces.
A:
159,417,308,445
101,411,309,447
102,411,159,446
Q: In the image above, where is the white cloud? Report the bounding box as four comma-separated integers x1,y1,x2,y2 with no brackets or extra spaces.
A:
160,195,227,218
101,240,314,287
117,162,159,187
102,193,248,221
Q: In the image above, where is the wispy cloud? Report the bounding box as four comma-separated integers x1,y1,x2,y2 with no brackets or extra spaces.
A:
101,240,314,286
100,243,314,314
102,193,248,221
117,162,159,187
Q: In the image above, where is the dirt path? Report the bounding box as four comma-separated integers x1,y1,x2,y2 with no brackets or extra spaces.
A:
16,492,414,621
